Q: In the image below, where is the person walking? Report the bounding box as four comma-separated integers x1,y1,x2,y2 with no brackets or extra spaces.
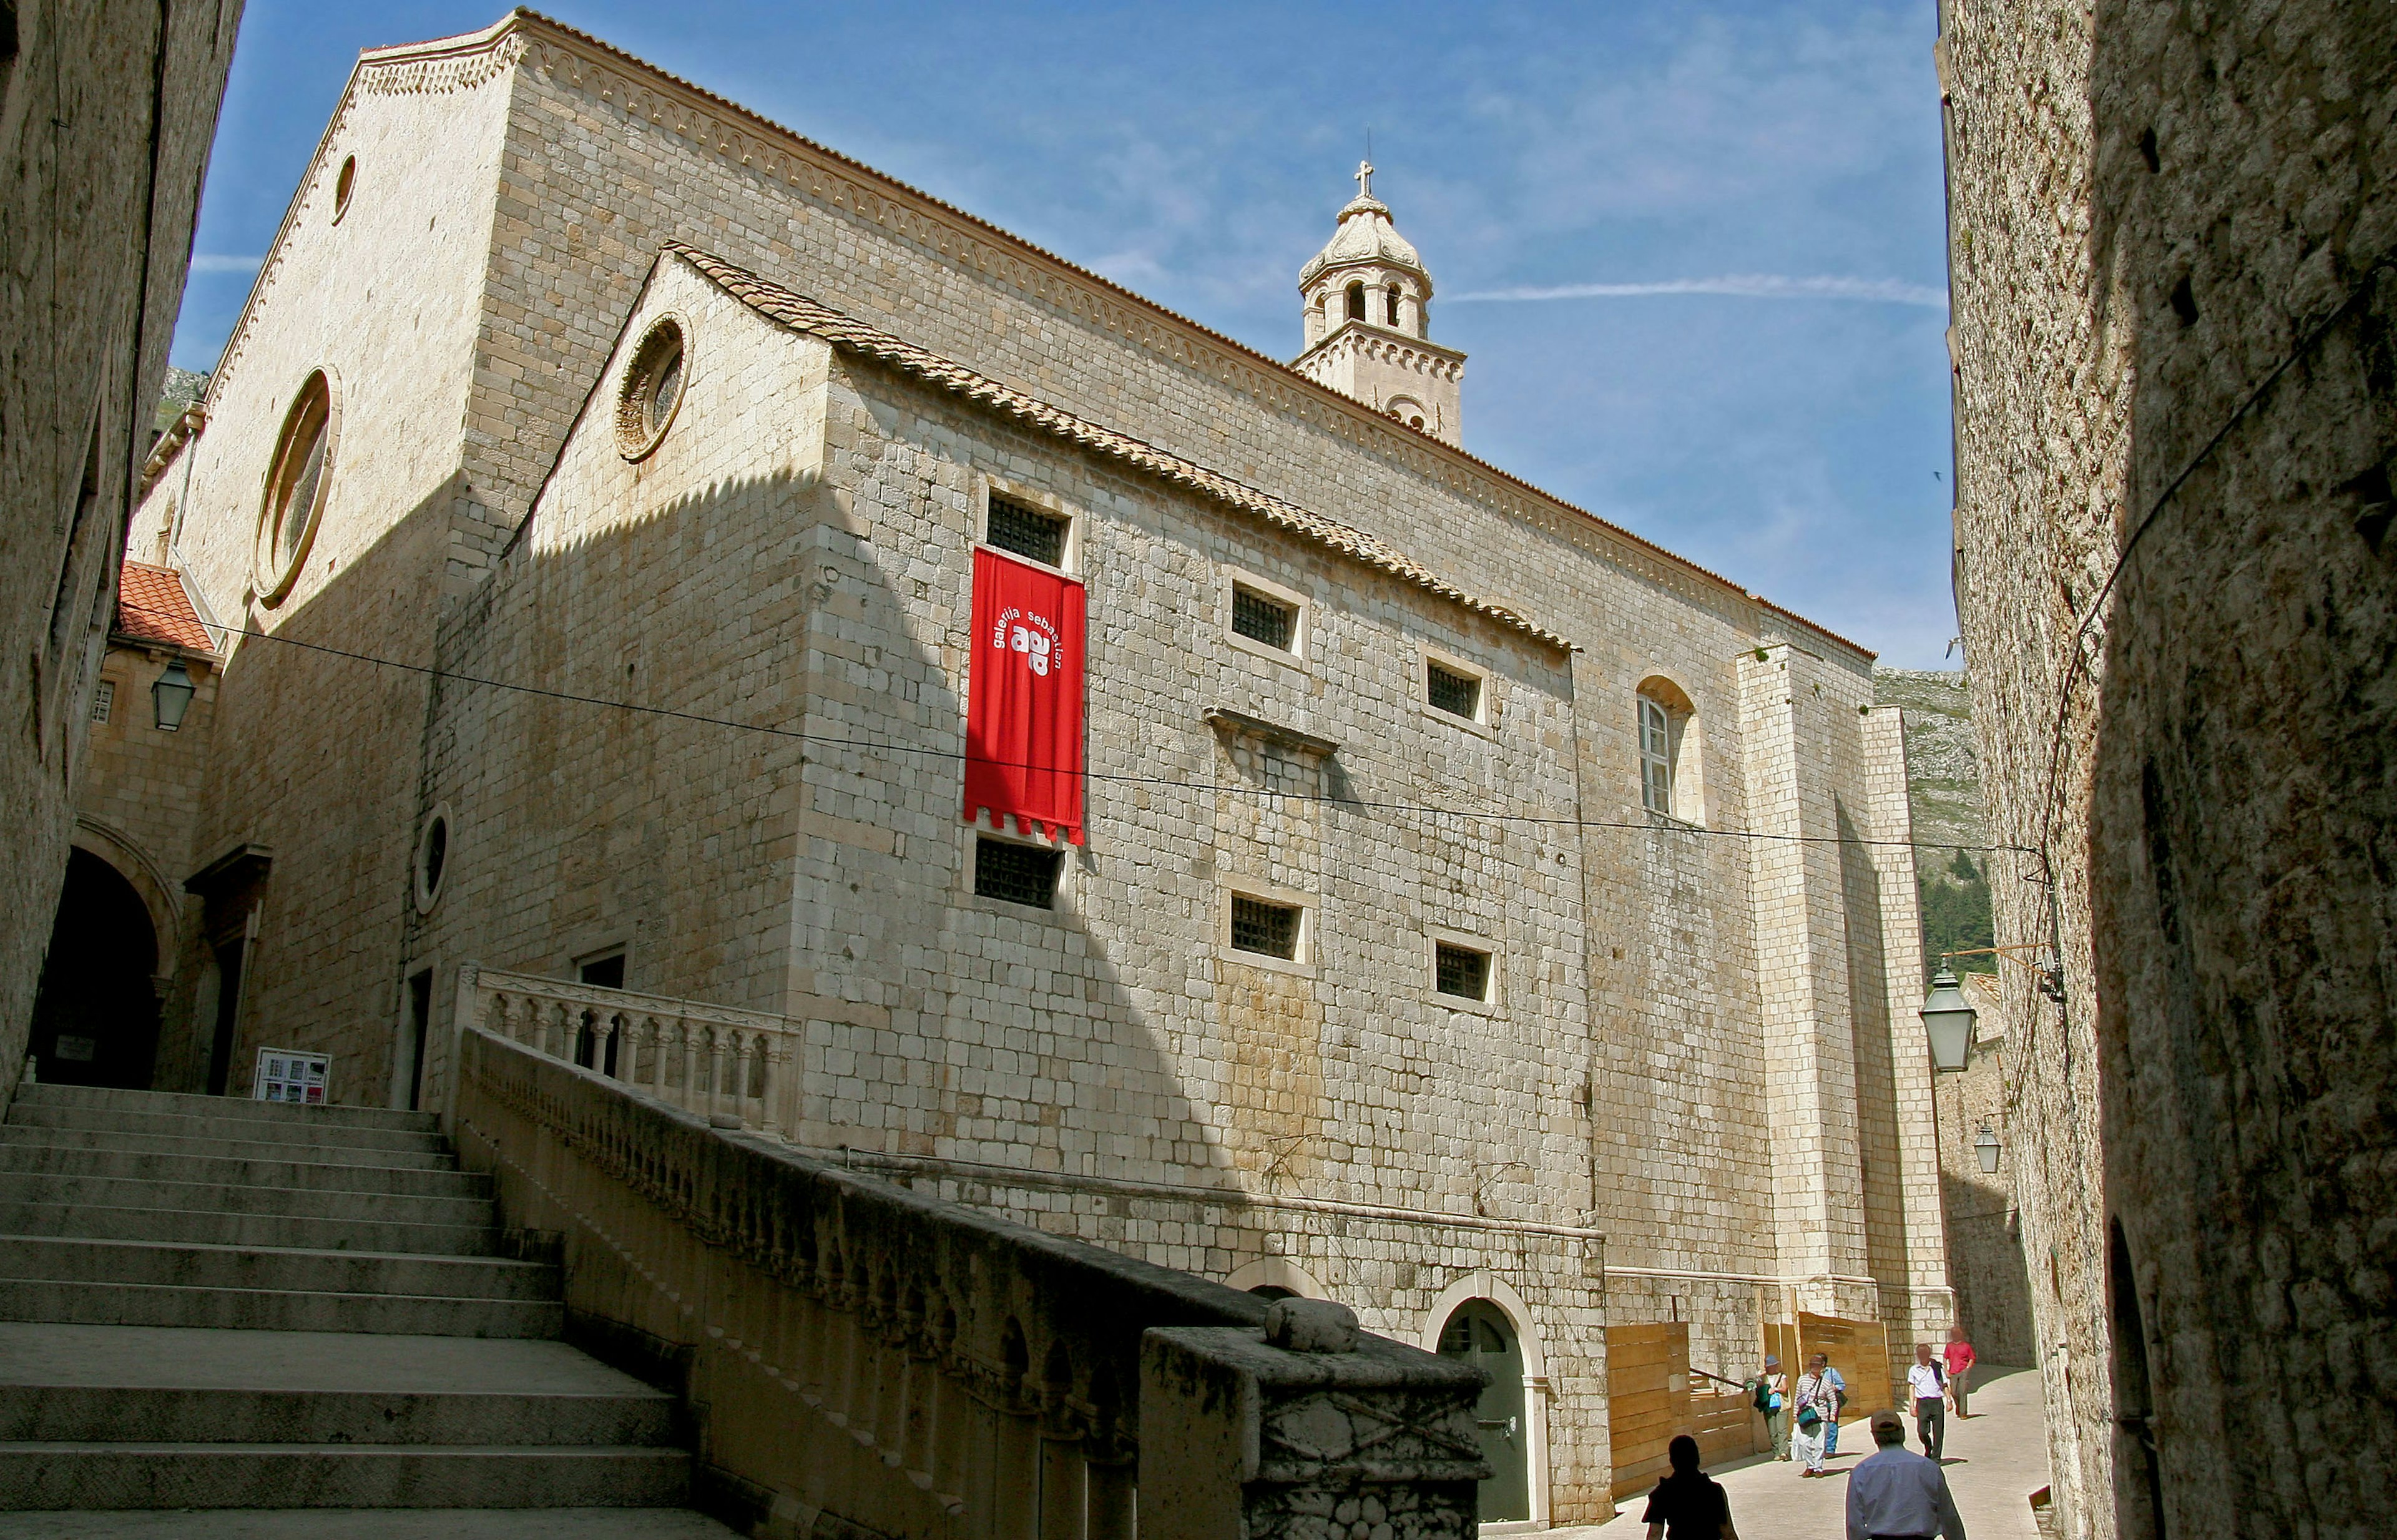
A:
1845,1408,1967,1540
1753,1355,1790,1461
1819,1353,1850,1457
1791,1356,1838,1477
1906,1342,1948,1461
1641,1434,1741,1540
1943,1327,1977,1420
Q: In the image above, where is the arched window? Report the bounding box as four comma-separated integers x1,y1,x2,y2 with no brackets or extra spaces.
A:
1637,678,1702,821
1386,285,1402,326
1345,281,1365,321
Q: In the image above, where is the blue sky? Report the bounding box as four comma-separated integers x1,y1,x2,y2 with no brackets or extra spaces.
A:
172,1,1958,667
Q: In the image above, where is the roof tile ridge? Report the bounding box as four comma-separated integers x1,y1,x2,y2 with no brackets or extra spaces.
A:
664,243,1571,652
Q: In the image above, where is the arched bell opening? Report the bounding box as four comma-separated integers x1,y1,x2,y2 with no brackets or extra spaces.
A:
1438,1297,1531,1521
29,849,163,1088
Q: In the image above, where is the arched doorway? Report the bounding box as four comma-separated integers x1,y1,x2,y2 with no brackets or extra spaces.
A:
1438,1298,1530,1521
29,849,162,1088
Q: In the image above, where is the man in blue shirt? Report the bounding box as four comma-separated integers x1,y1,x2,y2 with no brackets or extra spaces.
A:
1810,1352,1851,1456
1845,1409,1967,1540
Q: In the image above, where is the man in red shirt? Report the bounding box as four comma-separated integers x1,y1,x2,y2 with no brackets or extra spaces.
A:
1942,1327,1978,1419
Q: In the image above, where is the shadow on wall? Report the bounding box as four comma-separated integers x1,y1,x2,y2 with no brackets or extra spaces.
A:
2082,4,2397,1535
1838,799,1911,1297
1938,1170,2034,1366
165,470,466,1104
408,463,1236,1194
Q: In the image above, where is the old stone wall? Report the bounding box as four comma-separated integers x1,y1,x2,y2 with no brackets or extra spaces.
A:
1945,1,2397,1534
133,58,517,1101
0,0,240,1080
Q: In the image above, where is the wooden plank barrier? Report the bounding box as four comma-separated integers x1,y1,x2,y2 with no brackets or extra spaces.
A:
1796,1312,1896,1420
1606,1323,1763,1501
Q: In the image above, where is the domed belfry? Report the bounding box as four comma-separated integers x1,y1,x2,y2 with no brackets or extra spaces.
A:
1293,162,1466,445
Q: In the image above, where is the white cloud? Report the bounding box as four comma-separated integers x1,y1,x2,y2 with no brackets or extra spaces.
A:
189,254,263,274
1446,274,1948,308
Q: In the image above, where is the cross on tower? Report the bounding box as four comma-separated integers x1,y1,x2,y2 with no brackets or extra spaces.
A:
1355,159,1374,199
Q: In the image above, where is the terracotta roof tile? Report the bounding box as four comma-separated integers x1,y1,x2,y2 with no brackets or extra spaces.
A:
115,560,214,653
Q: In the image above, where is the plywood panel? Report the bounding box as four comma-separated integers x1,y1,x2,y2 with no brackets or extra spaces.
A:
1607,1321,1763,1501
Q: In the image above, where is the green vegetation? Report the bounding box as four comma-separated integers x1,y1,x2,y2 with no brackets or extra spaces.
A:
1919,848,1995,978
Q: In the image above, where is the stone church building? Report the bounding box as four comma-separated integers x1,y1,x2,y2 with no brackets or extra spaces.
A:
96,11,1951,1519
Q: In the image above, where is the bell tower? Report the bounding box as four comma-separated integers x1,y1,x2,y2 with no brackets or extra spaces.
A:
1293,162,1465,445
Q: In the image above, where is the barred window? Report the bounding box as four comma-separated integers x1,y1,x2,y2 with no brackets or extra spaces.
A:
89,680,114,725
1230,895,1301,960
1428,660,1481,720
1232,584,1298,651
986,494,1067,568
1435,942,1491,1001
975,836,1062,910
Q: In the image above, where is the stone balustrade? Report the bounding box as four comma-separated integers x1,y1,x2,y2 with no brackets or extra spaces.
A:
449,988,1489,1540
465,965,800,1134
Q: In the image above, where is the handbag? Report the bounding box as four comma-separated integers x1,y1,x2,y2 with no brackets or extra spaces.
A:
1795,1405,1822,1432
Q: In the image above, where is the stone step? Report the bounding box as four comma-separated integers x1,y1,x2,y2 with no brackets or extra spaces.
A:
0,1328,677,1446
0,1199,498,1255
0,1142,488,1199
11,1083,436,1135
0,1383,676,1447
0,1279,564,1337
0,1124,458,1172
0,1169,494,1227
0,1237,557,1302
0,1508,742,1537
4,1100,449,1157
0,1442,692,1509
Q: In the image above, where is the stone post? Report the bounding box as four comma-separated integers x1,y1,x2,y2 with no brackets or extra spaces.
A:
1139,1300,1489,1540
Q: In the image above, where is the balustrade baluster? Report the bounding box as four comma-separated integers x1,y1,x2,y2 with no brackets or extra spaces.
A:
680,1018,700,1116
1084,1459,1133,1540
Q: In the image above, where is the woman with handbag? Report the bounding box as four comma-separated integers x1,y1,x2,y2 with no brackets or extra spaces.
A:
1789,1358,1838,1477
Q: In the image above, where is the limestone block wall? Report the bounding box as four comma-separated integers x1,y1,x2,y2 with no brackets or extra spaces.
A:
0,0,239,1076
127,57,519,1098
1944,1,2396,1534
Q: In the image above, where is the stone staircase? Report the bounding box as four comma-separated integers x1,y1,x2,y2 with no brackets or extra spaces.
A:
0,1082,737,1535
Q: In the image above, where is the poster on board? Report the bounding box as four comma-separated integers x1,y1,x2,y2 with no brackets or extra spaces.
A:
254,1048,330,1104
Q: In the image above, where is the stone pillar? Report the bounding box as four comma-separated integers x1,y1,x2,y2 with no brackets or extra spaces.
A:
1737,646,1868,1295
1861,705,1953,1329
1140,1300,1488,1540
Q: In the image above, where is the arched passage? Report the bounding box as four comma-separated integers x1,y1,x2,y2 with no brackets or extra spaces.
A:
1224,1257,1331,1301
29,848,162,1088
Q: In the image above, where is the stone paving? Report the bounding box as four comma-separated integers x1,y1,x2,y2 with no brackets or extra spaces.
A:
1556,1365,2049,1540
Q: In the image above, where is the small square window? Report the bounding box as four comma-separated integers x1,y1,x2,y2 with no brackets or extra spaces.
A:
1230,895,1301,959
1436,942,1491,1001
1427,661,1481,721
89,681,114,725
1232,584,1298,651
986,494,1068,568
975,836,1062,910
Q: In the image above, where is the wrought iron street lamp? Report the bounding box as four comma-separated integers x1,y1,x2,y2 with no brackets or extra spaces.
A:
1974,1124,2001,1175
1919,968,1976,1072
150,659,195,732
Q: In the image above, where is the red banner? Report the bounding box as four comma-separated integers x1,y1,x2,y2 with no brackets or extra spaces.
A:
964,547,1087,844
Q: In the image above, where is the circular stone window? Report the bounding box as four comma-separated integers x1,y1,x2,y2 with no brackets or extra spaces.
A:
614,317,687,461
332,155,357,223
253,370,337,607
413,803,451,913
